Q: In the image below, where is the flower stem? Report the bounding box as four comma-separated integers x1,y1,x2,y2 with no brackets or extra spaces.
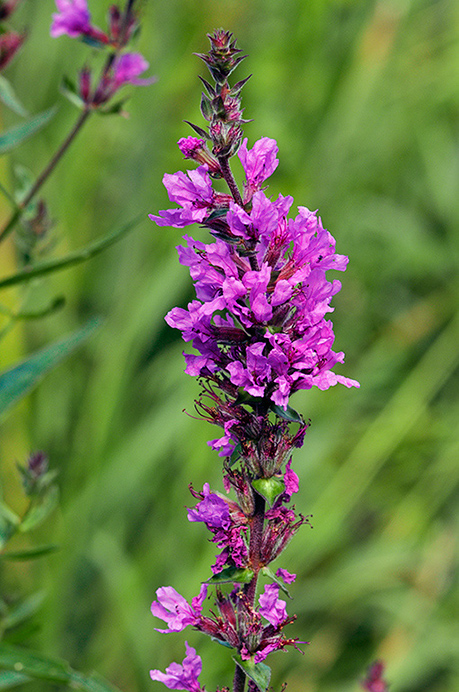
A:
245,491,266,605
232,490,266,692
233,662,246,692
218,156,243,207
0,107,91,244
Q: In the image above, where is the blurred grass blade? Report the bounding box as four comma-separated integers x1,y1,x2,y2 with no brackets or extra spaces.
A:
0,214,143,291
0,107,56,155
0,644,123,691
0,318,101,419
0,670,31,689
3,592,45,631
0,76,28,118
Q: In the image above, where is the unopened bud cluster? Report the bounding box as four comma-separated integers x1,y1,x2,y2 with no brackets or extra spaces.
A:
51,1,155,109
0,0,24,71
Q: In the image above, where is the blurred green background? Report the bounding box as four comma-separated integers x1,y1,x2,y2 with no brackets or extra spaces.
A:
0,0,458,690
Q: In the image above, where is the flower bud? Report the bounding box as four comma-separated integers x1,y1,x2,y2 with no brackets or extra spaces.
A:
178,137,222,177
79,66,92,104
0,0,20,21
0,31,25,71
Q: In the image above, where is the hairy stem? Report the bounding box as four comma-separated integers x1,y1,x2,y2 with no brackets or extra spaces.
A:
232,491,266,692
233,662,246,692
0,107,91,244
218,156,243,207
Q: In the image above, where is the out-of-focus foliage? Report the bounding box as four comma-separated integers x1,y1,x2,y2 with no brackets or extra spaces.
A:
0,1,458,691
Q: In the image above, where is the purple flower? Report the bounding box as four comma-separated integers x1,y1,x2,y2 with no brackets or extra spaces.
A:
150,167,215,228
151,585,207,633
50,0,92,39
283,459,299,497
238,137,279,201
150,642,203,692
179,137,206,158
151,137,359,413
275,568,296,584
188,483,231,529
258,584,287,628
112,52,156,87
361,661,388,692
208,419,237,458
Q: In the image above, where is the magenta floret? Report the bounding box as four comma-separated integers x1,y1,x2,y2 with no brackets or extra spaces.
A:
51,0,91,38
150,642,204,692
151,585,207,633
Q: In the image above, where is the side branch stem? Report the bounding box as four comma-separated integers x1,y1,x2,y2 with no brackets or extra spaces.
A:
0,107,91,244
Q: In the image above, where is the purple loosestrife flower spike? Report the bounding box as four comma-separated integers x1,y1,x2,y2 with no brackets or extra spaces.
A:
151,585,207,633
150,29,360,692
152,136,359,417
150,642,204,692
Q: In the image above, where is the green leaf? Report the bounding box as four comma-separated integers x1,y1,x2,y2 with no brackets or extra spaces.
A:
0,544,59,561
98,100,128,116
207,566,254,584
270,403,303,423
261,566,292,599
0,670,31,689
2,296,66,321
60,75,84,110
0,644,123,692
0,76,28,118
0,504,20,549
210,637,233,649
19,487,59,532
13,164,35,204
2,592,45,631
0,107,57,156
252,477,285,507
228,442,242,466
0,644,70,683
0,318,100,419
232,655,271,692
67,671,122,692
0,504,20,529
0,214,143,291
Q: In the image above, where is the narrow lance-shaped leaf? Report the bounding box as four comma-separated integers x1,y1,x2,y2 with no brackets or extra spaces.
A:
19,486,59,532
0,317,101,419
0,644,123,692
0,544,59,561
0,75,28,117
0,214,143,291
207,566,254,584
0,670,31,690
2,592,45,631
0,107,57,156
